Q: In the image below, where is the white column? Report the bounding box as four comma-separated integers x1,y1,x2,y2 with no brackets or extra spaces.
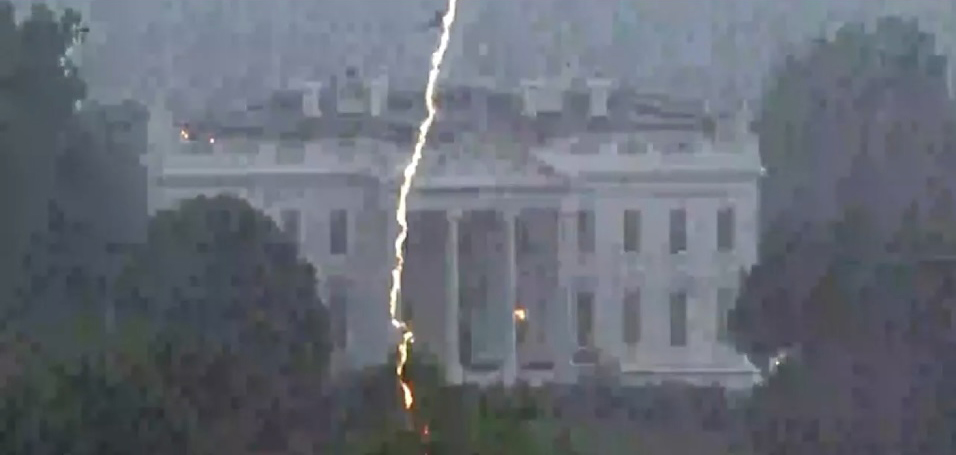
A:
502,209,519,385
586,77,611,117
556,207,578,382
445,209,463,384
301,81,323,117
369,75,389,117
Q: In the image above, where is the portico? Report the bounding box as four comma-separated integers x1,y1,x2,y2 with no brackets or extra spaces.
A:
397,180,572,386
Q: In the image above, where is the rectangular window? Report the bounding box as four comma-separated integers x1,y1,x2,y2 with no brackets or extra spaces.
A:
329,209,348,255
670,291,688,347
669,208,687,254
623,209,641,252
277,140,305,164
622,289,641,345
575,291,594,348
329,280,349,349
717,207,736,251
279,209,302,245
620,138,647,154
717,288,735,343
577,210,595,254
388,93,415,112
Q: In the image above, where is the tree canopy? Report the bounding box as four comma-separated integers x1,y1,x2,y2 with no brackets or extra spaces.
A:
326,348,548,455
116,194,330,377
733,16,956,455
0,343,194,455
0,1,89,323
736,16,956,362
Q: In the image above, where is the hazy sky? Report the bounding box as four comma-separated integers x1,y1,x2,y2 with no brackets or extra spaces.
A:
13,0,956,110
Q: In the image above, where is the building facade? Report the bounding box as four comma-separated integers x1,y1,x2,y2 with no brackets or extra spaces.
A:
148,75,762,389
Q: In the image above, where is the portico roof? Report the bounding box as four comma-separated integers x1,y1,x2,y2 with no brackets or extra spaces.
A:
382,137,570,190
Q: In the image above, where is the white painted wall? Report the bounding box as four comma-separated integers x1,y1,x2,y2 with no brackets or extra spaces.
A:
585,180,758,372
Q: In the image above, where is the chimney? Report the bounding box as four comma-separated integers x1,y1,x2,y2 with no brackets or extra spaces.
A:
369,75,389,117
301,81,323,118
586,78,611,117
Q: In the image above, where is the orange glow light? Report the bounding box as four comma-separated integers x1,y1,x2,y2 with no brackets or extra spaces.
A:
514,307,527,322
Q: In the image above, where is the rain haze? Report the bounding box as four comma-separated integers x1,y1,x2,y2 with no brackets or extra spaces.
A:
2,0,956,454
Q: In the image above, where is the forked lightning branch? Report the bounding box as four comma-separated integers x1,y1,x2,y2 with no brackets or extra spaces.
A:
388,0,460,415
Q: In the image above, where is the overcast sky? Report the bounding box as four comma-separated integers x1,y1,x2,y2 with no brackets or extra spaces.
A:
13,0,956,110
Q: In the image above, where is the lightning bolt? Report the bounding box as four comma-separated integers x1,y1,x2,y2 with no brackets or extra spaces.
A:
389,0,459,414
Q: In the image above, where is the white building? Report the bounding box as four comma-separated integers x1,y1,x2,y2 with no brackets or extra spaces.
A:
147,74,763,390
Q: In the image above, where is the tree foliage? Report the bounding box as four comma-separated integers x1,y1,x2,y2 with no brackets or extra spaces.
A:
104,195,334,453
736,16,956,361
0,346,194,455
0,308,332,455
735,16,956,455
116,194,330,377
0,1,89,323
329,348,547,455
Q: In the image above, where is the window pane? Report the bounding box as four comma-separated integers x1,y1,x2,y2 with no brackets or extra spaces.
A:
670,291,687,346
623,289,641,344
623,210,641,252
577,210,595,253
717,207,735,251
330,209,348,255
717,288,735,343
669,208,687,254
575,291,594,348
277,140,305,164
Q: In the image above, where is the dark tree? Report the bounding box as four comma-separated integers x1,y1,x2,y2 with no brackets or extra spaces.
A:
735,16,956,455
737,16,956,362
0,1,88,325
329,348,546,455
0,353,194,455
116,194,330,378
